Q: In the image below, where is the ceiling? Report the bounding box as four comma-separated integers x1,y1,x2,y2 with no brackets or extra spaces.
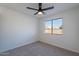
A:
0,3,79,18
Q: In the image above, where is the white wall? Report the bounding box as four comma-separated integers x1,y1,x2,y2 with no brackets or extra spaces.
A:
0,6,39,53
39,7,79,53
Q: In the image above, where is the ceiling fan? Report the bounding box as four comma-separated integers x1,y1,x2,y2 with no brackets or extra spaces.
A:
26,3,54,15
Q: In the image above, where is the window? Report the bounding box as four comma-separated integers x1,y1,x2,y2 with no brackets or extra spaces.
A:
44,18,63,34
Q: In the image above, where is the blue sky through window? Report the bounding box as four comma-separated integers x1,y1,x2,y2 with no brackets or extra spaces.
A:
45,18,62,28
53,19,62,28
45,20,51,28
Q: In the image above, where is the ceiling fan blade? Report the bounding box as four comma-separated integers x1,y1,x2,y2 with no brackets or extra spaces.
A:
39,3,42,9
42,6,54,11
27,7,38,10
34,12,38,15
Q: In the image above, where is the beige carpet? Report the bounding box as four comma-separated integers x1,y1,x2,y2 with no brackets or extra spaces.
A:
0,41,79,56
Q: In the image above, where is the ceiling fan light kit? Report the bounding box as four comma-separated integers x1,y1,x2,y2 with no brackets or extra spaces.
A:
38,11,43,15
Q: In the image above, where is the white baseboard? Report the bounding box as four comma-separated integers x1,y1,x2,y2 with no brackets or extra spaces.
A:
40,40,79,54
0,40,38,53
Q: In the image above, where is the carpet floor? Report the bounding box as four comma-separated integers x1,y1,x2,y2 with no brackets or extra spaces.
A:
0,41,79,56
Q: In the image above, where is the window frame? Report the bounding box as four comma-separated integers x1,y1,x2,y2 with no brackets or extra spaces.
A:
44,18,63,35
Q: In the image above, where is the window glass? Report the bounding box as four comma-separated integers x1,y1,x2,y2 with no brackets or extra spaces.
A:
53,19,63,34
44,18,63,35
44,20,52,33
